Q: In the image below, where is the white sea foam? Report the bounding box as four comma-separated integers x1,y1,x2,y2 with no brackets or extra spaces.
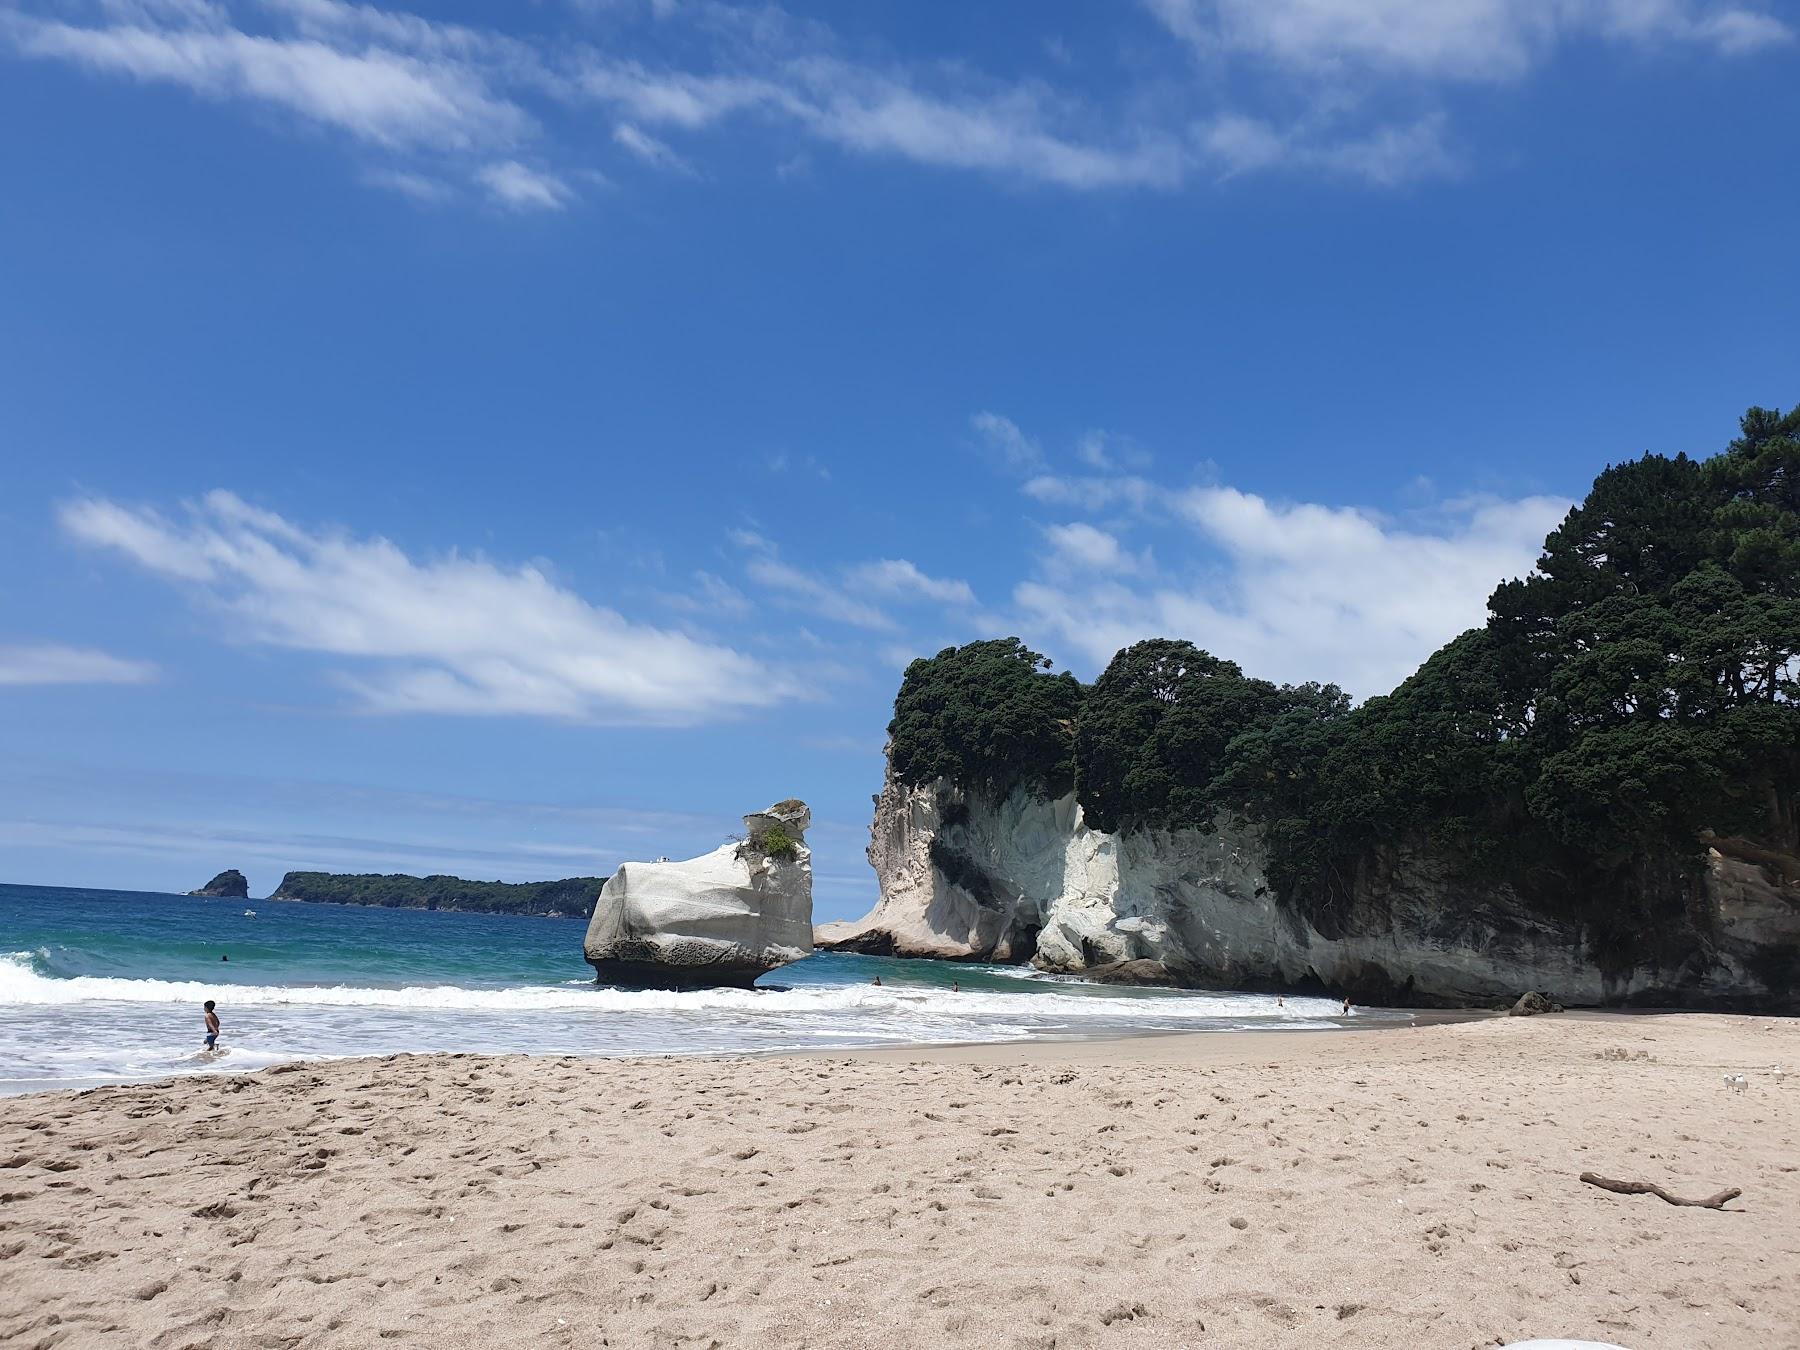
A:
0,951,1337,1022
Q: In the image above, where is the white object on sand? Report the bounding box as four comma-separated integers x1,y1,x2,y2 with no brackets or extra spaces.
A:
1724,1073,1748,1094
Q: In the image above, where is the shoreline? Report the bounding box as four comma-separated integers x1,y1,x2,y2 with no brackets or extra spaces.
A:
0,1005,1469,1102
3,1012,1796,1347
0,1005,1743,1102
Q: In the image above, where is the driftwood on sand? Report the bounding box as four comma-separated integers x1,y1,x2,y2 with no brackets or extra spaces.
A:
1580,1171,1743,1209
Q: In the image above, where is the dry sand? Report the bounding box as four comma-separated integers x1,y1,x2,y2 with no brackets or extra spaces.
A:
1,1013,1796,1350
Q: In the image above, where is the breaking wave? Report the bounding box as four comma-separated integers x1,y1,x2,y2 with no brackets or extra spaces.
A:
0,950,1338,1022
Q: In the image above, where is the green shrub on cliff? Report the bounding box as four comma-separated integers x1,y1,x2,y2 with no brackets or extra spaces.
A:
755,824,800,861
885,403,1800,969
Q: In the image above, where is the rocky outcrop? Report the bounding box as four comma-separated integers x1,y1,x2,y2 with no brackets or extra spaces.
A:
586,800,814,989
1509,992,1563,1017
817,766,1800,1010
188,869,249,899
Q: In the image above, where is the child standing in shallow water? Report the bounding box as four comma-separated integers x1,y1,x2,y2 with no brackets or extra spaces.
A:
203,999,220,1052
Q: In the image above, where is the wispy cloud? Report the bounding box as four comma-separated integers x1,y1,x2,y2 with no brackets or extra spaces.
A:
474,159,571,210
0,643,157,687
362,166,453,202
742,556,898,632
613,122,696,175
8,7,531,151
13,0,1772,208
58,490,793,724
844,559,976,607
730,534,974,629
970,411,1043,472
1147,0,1792,80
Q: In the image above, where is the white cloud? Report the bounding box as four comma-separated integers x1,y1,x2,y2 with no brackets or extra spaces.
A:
778,60,1187,190
1148,0,1792,80
1199,110,1459,184
0,643,157,687
731,536,971,627
11,13,530,150
844,559,976,607
1041,522,1142,576
362,166,452,202
5,0,1786,206
1074,429,1153,472
662,569,752,617
1693,7,1793,53
1014,480,1569,697
727,527,775,551
613,121,697,174
743,556,897,631
474,159,571,209
58,491,791,724
1022,473,1159,512
971,411,1043,471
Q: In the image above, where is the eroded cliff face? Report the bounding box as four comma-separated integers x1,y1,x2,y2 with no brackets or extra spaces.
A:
816,768,1800,1009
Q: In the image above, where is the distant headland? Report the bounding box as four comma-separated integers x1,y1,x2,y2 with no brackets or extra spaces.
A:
269,871,605,918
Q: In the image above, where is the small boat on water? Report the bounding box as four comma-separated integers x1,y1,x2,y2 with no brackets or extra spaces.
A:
243,909,257,918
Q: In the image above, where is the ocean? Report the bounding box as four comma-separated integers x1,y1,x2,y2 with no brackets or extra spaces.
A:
0,882,1375,1095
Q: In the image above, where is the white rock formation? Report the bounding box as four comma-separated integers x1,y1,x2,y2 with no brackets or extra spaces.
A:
586,800,814,989
815,765,1800,1008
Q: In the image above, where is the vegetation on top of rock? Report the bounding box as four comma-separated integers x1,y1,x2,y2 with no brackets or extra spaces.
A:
753,824,801,862
886,404,1800,977
888,637,1084,797
271,871,606,916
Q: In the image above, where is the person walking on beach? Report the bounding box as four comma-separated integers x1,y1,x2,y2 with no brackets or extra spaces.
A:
202,999,220,1052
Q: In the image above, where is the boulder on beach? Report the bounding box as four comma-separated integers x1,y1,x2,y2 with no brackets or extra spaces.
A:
1509,991,1564,1017
188,870,250,899
583,800,814,989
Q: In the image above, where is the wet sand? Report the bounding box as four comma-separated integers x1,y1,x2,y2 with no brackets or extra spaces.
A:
1,1012,1795,1349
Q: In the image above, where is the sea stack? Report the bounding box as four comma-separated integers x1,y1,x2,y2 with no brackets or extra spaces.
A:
584,800,814,989
187,869,250,899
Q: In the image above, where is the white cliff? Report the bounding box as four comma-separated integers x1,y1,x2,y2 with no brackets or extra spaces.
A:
818,767,1800,1009
587,799,814,989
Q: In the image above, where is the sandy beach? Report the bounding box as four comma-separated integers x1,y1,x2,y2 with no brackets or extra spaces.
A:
2,1013,1796,1350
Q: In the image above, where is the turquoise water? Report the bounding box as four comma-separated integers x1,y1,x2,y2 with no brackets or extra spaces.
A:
0,883,1368,1093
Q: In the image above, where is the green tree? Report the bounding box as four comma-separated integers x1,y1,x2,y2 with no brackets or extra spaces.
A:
888,638,1084,797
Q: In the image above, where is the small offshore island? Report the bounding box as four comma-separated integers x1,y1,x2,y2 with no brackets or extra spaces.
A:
185,868,248,898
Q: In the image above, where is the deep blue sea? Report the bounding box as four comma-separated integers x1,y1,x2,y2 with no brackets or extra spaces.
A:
0,882,1369,1094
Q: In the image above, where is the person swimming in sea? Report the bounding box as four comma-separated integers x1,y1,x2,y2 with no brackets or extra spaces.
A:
203,999,220,1052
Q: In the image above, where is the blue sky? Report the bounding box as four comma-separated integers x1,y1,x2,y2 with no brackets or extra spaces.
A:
1,0,1796,920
